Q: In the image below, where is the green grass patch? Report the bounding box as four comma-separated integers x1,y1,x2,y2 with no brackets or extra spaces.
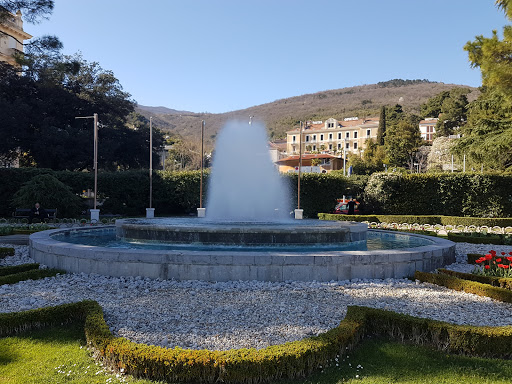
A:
3,325,512,384
282,339,512,384
0,323,162,384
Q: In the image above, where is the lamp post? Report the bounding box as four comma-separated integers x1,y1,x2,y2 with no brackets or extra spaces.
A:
75,113,99,222
197,120,206,218
295,121,304,219
146,117,155,218
343,138,347,176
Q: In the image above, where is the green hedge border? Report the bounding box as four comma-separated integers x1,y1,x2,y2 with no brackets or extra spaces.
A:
0,263,64,284
3,297,512,383
437,268,512,291
318,213,512,227
414,270,512,303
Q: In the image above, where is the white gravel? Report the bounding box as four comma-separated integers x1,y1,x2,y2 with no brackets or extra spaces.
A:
1,241,512,351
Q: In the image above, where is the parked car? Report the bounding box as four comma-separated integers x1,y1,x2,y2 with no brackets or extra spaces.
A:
333,198,360,215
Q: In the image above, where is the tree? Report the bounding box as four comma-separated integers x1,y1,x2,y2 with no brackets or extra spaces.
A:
384,119,423,167
0,1,54,23
435,88,470,137
0,1,61,60
377,106,386,145
420,90,450,118
453,0,512,170
464,3,512,100
453,88,512,170
0,55,164,171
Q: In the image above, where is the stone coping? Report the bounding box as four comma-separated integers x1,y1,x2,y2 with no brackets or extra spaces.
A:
30,227,455,282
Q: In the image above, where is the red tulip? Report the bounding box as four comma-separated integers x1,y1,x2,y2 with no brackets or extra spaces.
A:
485,265,491,270
485,254,493,260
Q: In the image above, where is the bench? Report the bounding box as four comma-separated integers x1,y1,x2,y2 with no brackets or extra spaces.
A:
13,208,57,222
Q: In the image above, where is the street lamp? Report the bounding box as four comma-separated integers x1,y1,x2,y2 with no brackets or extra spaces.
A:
75,113,99,222
197,120,206,218
295,121,304,219
146,117,155,218
343,138,347,176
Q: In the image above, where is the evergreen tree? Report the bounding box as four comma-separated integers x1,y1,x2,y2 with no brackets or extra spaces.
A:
384,119,423,167
377,106,386,145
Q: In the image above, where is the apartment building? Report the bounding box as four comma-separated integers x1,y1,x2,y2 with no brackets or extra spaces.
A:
285,117,380,156
0,10,32,67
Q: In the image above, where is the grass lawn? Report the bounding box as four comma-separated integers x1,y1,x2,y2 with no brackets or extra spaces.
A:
2,324,512,384
288,338,512,384
0,323,162,384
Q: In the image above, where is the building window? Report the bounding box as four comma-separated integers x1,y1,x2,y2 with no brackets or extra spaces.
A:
313,145,316,151
353,142,358,150
292,145,296,152
292,135,296,142
367,129,371,137
345,142,350,149
306,135,309,142
312,135,316,142
320,134,324,141
329,144,333,150
354,131,358,139
338,143,341,149
345,132,350,139
329,133,333,140
338,132,342,140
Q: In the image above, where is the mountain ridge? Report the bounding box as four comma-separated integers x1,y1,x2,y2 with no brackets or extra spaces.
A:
136,80,479,144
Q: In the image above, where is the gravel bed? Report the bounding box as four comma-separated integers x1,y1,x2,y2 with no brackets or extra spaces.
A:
1,242,512,351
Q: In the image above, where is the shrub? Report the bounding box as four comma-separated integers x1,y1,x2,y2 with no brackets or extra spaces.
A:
0,263,39,276
12,174,84,217
0,268,64,285
363,173,512,217
437,268,512,291
0,247,15,259
414,271,512,303
4,301,512,383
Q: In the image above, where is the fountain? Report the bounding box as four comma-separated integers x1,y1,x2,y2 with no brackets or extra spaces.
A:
30,120,455,281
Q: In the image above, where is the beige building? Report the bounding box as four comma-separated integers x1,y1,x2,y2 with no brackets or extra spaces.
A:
0,10,32,67
419,117,438,143
285,117,380,156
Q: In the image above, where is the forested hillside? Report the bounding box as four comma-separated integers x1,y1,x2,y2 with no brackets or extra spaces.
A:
136,80,478,145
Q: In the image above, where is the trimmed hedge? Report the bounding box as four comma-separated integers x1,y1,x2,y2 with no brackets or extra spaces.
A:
4,300,512,383
0,247,15,258
447,232,512,245
364,173,512,217
467,253,484,264
85,302,362,383
318,213,512,227
0,300,94,337
0,263,39,276
437,268,512,291
350,306,512,359
414,271,512,303
0,267,64,285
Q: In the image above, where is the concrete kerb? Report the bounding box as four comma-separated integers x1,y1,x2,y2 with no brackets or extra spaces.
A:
30,227,456,282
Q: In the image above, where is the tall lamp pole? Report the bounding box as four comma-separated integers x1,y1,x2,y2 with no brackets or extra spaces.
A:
197,120,206,217
146,117,155,218
295,121,304,219
200,120,205,208
76,113,99,222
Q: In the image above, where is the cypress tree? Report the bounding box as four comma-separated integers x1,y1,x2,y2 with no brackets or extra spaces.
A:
377,106,386,145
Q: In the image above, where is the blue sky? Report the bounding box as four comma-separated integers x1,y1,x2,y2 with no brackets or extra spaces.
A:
27,0,509,113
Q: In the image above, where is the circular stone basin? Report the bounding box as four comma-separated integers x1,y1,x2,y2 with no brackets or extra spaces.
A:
115,218,367,246
30,219,456,282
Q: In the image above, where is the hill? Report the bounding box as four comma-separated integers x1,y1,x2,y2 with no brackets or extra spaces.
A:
136,80,479,145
